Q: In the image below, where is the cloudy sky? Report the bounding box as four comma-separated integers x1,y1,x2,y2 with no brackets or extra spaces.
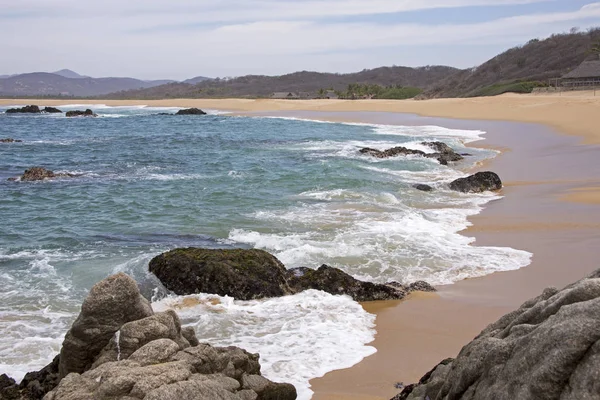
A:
1,0,600,80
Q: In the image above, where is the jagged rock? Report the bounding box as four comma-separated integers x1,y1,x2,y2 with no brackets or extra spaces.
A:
407,281,436,292
242,374,298,400
0,138,22,143
58,273,154,378
287,265,407,302
7,167,77,182
360,141,463,165
42,107,62,113
394,269,600,400
413,184,433,192
175,108,207,115
5,105,41,113
92,310,191,368
65,109,97,117
449,171,502,193
149,248,294,300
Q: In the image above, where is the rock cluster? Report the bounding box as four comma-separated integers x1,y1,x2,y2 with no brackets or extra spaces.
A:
65,109,97,117
5,106,62,114
7,167,77,182
449,171,502,193
0,138,22,143
175,108,207,115
393,268,600,400
149,248,436,302
359,141,464,165
1,273,297,400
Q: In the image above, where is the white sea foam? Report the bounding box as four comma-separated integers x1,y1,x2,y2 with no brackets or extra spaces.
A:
153,290,376,400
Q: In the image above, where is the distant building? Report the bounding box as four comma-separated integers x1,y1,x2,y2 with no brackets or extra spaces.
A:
325,90,338,99
561,55,600,87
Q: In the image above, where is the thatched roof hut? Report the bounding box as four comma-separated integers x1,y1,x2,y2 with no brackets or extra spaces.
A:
562,55,600,85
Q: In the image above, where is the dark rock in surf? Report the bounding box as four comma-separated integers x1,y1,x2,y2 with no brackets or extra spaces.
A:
393,269,600,400
287,265,408,301
449,171,502,193
8,167,77,182
0,138,22,143
413,184,434,192
42,107,62,113
65,109,97,117
149,248,294,300
5,105,41,114
360,141,463,165
175,108,207,115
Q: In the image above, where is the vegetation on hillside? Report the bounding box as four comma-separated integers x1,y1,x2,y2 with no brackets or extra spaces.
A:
423,27,600,98
327,84,422,99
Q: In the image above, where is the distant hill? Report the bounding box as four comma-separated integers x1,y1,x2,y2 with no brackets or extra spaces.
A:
52,69,88,79
104,66,460,99
423,28,600,98
183,76,212,85
0,72,177,97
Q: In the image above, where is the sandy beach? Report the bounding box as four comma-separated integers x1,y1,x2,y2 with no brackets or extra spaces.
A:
2,93,600,399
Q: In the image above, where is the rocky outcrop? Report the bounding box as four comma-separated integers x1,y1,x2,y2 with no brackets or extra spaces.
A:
3,272,297,400
149,248,294,301
175,108,207,115
5,105,41,114
393,269,600,400
413,184,433,192
449,171,502,193
287,265,434,302
41,107,62,113
65,109,97,117
149,249,436,302
7,167,77,182
0,138,22,143
359,142,463,165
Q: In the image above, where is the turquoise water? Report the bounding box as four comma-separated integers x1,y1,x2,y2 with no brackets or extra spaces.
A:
0,105,531,398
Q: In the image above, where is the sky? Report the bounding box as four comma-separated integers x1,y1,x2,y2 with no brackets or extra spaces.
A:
1,0,600,80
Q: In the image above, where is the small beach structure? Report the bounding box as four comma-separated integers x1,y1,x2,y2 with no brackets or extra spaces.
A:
561,55,600,88
271,92,300,99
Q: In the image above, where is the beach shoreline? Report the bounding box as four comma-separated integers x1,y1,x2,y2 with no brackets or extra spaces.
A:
2,95,600,399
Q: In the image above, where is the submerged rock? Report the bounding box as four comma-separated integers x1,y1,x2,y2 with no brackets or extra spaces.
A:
360,141,463,165
149,248,294,300
149,248,436,302
449,171,502,193
65,109,97,117
413,184,434,192
175,108,207,115
33,272,297,400
0,138,22,143
5,105,41,114
42,107,62,113
393,269,600,400
287,265,408,301
7,167,77,182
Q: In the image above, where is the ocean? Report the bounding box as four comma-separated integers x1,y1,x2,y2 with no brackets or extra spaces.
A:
0,104,531,399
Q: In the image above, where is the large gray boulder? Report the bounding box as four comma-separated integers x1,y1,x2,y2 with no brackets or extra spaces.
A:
394,269,600,400
58,273,154,378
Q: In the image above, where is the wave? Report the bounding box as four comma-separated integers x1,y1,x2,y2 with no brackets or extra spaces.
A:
153,290,376,400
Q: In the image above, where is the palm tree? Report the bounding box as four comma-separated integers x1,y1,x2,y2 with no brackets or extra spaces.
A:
317,88,326,99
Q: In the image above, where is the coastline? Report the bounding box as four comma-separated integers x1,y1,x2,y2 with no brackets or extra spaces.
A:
2,95,600,399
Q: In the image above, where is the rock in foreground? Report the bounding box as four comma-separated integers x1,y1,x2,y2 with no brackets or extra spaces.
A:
3,272,297,400
7,167,77,182
149,248,436,302
175,108,207,115
149,248,294,301
65,109,97,117
449,171,502,193
394,269,600,400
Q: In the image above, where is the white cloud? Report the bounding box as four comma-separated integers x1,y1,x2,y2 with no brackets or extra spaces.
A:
0,1,599,79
